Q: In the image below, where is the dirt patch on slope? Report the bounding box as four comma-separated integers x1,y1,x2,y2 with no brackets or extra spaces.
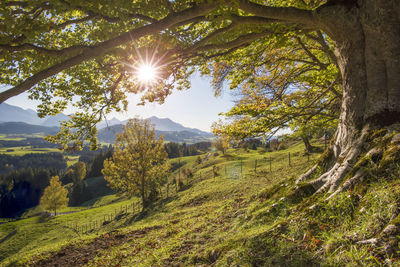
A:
31,225,163,267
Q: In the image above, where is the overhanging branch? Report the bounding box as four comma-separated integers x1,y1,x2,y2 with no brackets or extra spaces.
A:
0,2,216,104
237,0,317,28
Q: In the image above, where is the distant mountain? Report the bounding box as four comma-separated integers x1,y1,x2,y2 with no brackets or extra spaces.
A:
0,122,58,135
98,124,213,144
0,103,69,126
144,116,209,135
0,103,44,125
1,103,213,142
98,116,211,136
97,117,123,129
41,113,70,127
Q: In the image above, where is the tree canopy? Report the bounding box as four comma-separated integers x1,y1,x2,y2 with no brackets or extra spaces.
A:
0,0,335,148
102,118,170,208
211,31,340,152
39,175,69,215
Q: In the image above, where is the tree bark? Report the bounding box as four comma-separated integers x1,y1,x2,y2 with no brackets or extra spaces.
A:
298,0,400,193
301,135,315,154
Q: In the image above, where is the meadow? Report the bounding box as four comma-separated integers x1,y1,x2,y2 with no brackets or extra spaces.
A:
0,140,399,266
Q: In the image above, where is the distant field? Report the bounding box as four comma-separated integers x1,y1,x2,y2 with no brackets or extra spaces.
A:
0,146,60,155
0,135,80,165
0,134,45,140
65,155,80,166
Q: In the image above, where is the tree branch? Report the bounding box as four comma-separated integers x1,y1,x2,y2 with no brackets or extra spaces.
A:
295,36,327,69
0,43,89,56
0,2,216,103
237,0,317,28
195,31,272,53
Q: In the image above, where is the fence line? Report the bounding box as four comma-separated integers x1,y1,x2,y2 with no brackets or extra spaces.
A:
195,151,314,181
64,201,141,234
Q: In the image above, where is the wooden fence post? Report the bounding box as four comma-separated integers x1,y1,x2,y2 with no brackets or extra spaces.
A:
270,157,272,172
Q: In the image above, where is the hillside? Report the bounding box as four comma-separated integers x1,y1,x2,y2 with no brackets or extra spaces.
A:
1,141,398,266
0,122,58,135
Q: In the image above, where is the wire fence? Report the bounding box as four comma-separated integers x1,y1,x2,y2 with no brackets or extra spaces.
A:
63,202,140,234
194,151,314,181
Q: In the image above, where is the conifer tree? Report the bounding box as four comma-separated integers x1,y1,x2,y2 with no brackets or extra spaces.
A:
40,176,69,216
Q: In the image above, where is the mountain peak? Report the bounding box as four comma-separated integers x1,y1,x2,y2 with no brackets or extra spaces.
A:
0,103,44,125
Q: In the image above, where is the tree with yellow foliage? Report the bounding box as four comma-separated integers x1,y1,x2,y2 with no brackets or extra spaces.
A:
214,135,230,155
40,176,69,216
102,119,170,210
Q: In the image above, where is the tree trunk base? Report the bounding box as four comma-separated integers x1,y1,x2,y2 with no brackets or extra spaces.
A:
295,124,400,200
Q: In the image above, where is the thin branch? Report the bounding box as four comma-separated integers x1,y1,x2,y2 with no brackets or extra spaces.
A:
4,1,29,7
163,0,175,14
295,36,327,69
315,30,338,66
55,15,95,29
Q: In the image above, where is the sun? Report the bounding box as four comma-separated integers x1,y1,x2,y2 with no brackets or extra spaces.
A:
137,64,158,83
123,45,171,87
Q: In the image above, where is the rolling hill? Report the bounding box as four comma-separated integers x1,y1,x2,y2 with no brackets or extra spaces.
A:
0,122,58,135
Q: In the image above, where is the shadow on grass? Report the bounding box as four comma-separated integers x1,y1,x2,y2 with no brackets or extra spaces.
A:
221,153,246,161
239,232,321,267
125,195,177,225
0,229,16,244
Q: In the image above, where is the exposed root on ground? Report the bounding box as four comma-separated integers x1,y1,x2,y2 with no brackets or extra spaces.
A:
295,125,400,200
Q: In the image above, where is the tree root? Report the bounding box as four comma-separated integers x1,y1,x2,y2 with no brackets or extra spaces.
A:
326,168,365,200
296,126,370,197
295,164,318,184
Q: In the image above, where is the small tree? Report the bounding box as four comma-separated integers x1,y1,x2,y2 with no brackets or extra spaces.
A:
102,118,170,210
40,176,69,216
214,136,230,154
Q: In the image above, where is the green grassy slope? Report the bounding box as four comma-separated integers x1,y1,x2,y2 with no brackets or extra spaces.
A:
1,141,399,266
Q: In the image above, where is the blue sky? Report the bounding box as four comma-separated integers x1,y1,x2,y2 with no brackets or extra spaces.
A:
4,73,235,132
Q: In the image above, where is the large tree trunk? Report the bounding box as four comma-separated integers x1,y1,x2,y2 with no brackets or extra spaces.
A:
297,0,400,194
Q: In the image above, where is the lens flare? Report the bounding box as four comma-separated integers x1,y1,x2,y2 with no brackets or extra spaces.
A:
137,64,157,83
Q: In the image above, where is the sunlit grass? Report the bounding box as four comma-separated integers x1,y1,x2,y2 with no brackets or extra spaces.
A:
2,140,397,266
